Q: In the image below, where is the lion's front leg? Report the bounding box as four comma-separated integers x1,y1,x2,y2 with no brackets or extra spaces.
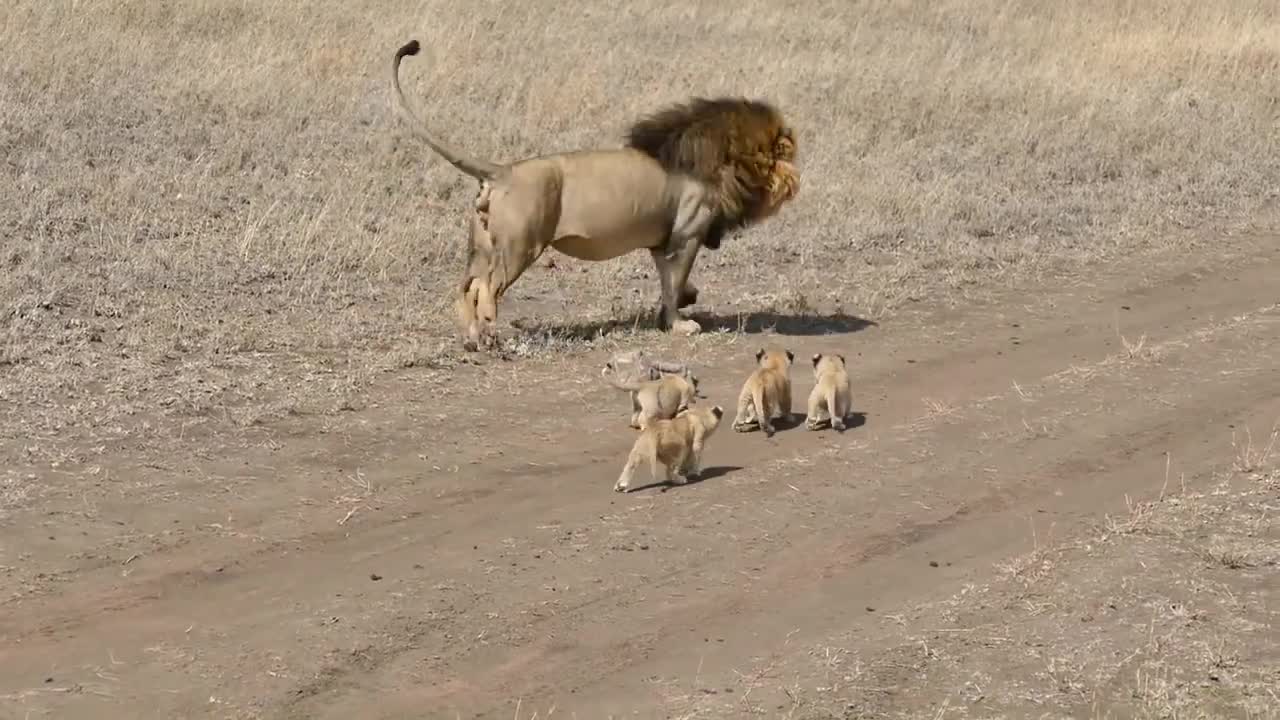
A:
457,210,542,352
665,239,703,337
648,248,678,330
662,192,715,336
456,215,489,352
648,241,701,335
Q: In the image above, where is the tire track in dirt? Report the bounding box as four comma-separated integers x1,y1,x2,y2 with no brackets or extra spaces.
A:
0,235,1275,720
283,276,1280,719
577,325,1280,719
1,236,1267,632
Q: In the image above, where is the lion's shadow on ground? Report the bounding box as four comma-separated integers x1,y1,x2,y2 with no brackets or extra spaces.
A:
687,311,878,336
509,309,877,343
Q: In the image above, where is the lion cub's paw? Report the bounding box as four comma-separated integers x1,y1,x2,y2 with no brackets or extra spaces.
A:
672,318,702,337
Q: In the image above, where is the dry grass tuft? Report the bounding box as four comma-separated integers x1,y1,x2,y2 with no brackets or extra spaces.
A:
1232,422,1280,474
774,464,1280,720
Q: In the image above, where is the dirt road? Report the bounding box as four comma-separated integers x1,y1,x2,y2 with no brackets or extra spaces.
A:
2,233,1277,719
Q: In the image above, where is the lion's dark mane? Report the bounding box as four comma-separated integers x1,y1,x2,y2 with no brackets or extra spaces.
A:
625,97,796,250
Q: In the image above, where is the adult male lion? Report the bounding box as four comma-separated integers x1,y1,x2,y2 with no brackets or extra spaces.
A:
390,39,800,351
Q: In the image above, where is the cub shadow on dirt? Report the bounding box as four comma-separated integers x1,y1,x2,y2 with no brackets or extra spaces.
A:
622,465,744,494
805,410,869,433
509,308,877,344
734,411,868,434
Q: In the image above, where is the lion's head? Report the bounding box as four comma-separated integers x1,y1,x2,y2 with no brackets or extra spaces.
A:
624,97,800,246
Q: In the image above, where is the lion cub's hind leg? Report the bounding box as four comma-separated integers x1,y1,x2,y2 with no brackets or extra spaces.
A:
829,384,849,431
752,381,776,436
615,433,652,493
778,380,794,424
614,427,675,489
805,383,831,430
667,446,692,486
733,380,760,432
628,391,644,430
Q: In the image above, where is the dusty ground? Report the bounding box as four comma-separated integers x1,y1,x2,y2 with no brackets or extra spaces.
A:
3,1,1280,719
3,232,1277,719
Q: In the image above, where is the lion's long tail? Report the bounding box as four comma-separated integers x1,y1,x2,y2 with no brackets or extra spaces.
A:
391,39,500,181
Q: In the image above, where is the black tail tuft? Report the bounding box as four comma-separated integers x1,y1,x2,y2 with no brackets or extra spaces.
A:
398,39,421,58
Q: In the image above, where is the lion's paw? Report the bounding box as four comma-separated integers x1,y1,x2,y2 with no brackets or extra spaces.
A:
672,318,702,337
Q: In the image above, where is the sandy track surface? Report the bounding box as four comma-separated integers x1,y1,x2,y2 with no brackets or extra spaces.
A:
2,233,1277,719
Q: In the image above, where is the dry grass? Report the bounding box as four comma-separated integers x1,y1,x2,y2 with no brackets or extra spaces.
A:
754,464,1280,719
2,0,1279,445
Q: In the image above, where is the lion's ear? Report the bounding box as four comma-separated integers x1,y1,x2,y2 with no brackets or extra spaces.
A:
755,349,765,363
838,354,846,365
812,353,822,367
786,350,795,363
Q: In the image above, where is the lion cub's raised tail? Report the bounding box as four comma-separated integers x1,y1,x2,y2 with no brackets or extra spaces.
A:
391,39,501,181
806,353,853,431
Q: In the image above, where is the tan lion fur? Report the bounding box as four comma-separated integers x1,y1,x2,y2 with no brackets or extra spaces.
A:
614,405,725,493
805,353,853,432
602,364,700,431
390,40,800,350
733,348,796,437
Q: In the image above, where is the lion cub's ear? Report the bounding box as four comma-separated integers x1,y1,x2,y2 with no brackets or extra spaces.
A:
838,353,847,365
812,353,822,367
755,348,765,364
785,350,795,364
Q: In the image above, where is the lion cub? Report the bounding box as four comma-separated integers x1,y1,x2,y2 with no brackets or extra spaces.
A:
732,348,795,436
615,405,725,493
806,353,853,431
602,364,699,431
